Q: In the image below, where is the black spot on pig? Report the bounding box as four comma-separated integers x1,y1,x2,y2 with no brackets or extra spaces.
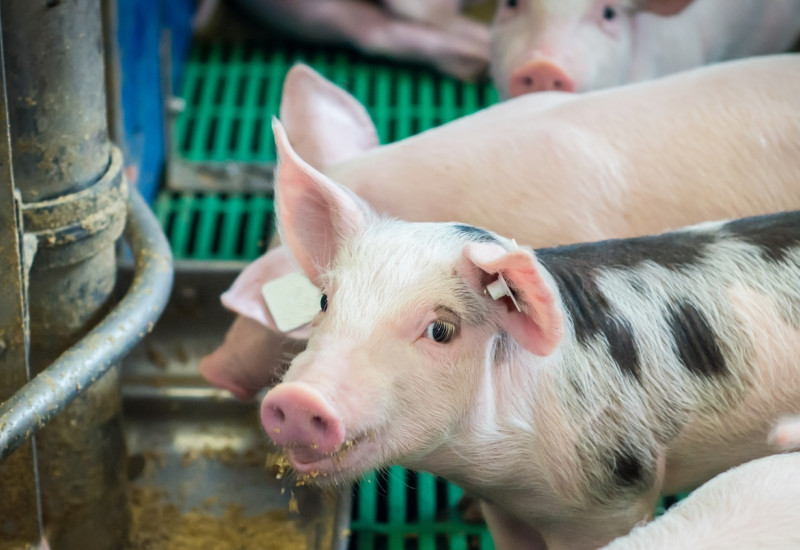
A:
723,211,800,263
536,228,716,381
490,331,513,364
610,449,644,488
535,230,715,275
452,224,499,244
536,265,641,381
668,301,728,377
606,316,640,381
587,438,656,502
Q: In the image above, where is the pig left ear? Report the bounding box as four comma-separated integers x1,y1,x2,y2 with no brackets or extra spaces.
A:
464,243,563,356
273,117,372,285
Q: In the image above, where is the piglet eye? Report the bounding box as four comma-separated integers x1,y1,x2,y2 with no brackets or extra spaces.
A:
320,294,328,312
506,0,518,8
603,5,617,20
425,320,457,344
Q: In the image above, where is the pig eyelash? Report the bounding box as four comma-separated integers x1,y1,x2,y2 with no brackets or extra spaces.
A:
425,320,458,344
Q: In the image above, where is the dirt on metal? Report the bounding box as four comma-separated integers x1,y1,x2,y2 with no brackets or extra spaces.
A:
127,450,308,550
127,486,307,550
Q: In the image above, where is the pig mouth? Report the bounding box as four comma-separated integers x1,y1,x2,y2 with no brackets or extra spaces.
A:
285,431,380,480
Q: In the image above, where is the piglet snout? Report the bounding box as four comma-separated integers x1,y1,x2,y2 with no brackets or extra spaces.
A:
509,60,575,97
261,382,345,456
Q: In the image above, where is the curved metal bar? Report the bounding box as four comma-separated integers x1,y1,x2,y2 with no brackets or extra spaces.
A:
0,188,174,461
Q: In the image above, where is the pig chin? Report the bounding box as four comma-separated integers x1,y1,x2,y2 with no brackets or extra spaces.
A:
282,432,384,483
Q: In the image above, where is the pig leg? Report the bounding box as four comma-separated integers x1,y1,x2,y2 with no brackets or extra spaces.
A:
382,0,490,48
383,0,460,24
198,315,306,400
233,0,489,80
480,501,547,550
199,246,312,399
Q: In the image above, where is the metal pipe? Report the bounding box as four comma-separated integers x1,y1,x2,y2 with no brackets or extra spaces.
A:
0,187,174,462
3,0,110,201
2,2,133,546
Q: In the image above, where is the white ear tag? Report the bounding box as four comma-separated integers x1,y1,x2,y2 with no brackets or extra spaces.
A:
485,274,522,312
261,272,322,333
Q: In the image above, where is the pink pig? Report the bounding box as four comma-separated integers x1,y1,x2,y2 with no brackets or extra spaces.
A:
490,0,800,97
259,121,800,550
199,57,800,401
600,453,800,550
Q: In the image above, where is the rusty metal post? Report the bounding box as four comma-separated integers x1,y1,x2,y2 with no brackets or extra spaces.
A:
2,1,129,548
0,9,45,549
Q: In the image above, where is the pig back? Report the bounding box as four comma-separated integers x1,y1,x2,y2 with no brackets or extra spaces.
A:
325,56,800,250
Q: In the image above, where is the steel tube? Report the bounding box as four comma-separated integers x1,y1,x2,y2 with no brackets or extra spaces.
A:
3,0,110,201
0,188,174,462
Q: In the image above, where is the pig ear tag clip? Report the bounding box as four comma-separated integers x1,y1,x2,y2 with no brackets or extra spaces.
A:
486,274,522,312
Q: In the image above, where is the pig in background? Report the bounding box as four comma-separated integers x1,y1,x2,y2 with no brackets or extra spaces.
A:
491,0,800,97
194,0,492,81
260,122,800,550
199,55,800,400
600,453,800,550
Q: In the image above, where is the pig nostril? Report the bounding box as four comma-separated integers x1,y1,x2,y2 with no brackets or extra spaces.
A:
272,406,285,422
554,80,563,89
311,415,327,431
522,76,534,89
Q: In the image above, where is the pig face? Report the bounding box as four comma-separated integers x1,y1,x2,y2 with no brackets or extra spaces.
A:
491,0,637,97
260,120,564,482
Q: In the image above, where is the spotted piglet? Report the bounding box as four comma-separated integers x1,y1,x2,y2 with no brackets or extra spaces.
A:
260,120,800,550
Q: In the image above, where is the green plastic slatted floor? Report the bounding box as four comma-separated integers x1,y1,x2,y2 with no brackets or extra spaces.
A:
158,39,500,549
175,40,498,164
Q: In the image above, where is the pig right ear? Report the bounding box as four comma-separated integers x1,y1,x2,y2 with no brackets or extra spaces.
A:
463,243,563,357
279,63,379,169
634,0,693,16
273,118,372,285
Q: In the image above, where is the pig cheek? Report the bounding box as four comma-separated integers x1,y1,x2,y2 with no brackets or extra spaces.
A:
404,331,487,431
489,14,532,96
587,18,633,88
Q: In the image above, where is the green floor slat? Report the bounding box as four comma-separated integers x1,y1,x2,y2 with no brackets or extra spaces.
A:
193,194,218,258
237,49,266,161
243,195,272,259
357,472,378,550
212,44,244,162
171,194,197,258
189,45,222,162
219,195,245,260
174,49,203,158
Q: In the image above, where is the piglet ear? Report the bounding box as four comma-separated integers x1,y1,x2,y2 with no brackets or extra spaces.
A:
273,118,371,285
463,242,563,356
634,0,693,16
279,64,379,169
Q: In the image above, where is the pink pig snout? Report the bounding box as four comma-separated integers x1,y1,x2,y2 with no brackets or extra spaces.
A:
508,60,575,97
261,383,345,454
